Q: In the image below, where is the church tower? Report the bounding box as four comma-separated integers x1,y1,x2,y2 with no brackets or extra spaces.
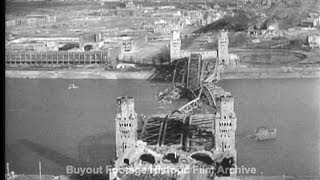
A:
218,30,229,65
214,94,237,175
170,28,181,62
115,96,138,158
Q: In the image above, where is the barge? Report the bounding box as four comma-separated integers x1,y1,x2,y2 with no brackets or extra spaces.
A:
254,127,277,140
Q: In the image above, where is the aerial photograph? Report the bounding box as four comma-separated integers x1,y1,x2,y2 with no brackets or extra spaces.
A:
4,0,320,179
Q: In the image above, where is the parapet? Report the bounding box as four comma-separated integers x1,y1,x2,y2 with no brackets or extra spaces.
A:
220,95,234,102
116,96,135,115
117,96,135,105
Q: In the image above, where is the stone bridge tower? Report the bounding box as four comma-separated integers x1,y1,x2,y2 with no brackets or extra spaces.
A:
214,95,237,175
170,28,181,62
218,30,229,66
115,96,138,158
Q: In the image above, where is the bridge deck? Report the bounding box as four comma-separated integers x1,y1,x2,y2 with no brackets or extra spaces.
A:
140,114,216,148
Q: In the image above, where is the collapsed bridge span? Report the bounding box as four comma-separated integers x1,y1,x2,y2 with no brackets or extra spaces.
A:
111,30,237,180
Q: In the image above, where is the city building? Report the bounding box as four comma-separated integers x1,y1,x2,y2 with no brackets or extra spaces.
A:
116,0,137,17
5,15,56,27
261,0,273,6
79,32,103,52
153,19,180,37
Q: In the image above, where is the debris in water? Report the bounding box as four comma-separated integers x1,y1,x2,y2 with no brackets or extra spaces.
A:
68,83,79,90
157,85,183,103
248,127,277,141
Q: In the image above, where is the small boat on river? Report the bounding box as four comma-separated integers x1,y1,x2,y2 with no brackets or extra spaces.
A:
254,127,277,141
68,83,79,90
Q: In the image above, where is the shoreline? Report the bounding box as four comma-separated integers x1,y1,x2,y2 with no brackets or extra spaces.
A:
5,67,320,80
5,69,156,80
221,66,320,79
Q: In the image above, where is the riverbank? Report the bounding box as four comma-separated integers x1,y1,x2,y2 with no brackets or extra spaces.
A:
221,66,320,79
5,69,156,79
5,66,320,79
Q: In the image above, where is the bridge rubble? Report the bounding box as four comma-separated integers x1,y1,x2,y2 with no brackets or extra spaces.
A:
157,85,184,104
111,86,237,179
110,30,237,180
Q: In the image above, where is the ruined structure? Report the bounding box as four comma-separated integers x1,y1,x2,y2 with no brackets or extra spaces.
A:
168,30,238,94
5,14,56,27
153,19,181,38
5,32,123,68
116,0,137,17
169,28,218,62
115,97,138,158
169,28,182,61
218,30,229,65
111,87,237,179
79,32,103,52
170,29,232,64
111,35,238,179
5,49,121,68
214,95,237,164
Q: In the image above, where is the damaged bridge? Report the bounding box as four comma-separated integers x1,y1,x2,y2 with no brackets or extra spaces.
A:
140,114,215,149
111,51,237,179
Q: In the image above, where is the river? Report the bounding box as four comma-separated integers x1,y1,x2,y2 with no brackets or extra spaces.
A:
5,78,320,177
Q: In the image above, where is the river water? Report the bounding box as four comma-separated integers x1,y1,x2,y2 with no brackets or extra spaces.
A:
5,78,320,177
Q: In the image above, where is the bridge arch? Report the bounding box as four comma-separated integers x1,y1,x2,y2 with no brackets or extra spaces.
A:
189,151,214,165
189,150,214,158
202,83,216,107
140,153,156,164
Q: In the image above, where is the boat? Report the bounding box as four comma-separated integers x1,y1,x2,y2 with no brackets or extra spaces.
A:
67,83,78,90
254,127,277,140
